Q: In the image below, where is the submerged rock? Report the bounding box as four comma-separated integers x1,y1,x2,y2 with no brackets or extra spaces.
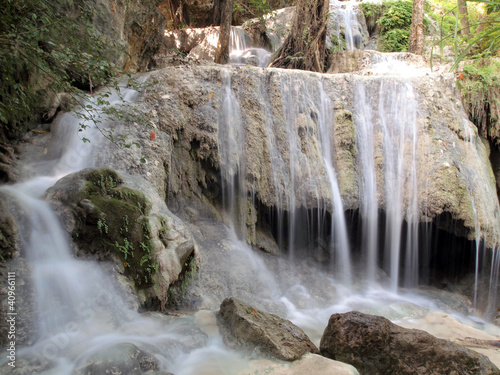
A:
217,297,319,361
320,311,500,375
73,342,160,375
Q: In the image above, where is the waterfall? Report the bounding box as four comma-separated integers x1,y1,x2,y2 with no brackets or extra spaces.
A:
329,0,368,51
353,72,419,291
216,70,352,285
218,69,246,236
229,27,271,67
0,84,203,374
341,4,356,50
4,55,500,373
354,81,379,284
317,82,352,285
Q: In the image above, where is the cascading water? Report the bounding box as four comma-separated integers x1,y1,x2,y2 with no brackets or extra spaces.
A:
353,74,420,291
0,85,249,374
218,69,246,234
229,27,271,67
328,0,369,51
317,82,352,285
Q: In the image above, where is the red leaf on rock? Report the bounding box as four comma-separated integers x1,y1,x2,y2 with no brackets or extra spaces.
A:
150,131,156,140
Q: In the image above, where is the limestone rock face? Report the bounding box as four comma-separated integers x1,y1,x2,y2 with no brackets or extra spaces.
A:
162,27,220,63
327,50,428,74
320,311,500,375
83,0,166,71
217,297,319,361
140,64,500,247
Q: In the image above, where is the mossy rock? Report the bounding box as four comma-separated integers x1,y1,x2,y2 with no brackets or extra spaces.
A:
77,168,158,288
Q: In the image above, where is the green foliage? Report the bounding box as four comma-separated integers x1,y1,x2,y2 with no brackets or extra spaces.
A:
359,1,386,20
377,1,413,30
429,0,500,71
375,0,414,52
329,33,346,53
97,218,109,235
360,0,414,52
380,29,411,52
0,0,121,137
458,59,500,96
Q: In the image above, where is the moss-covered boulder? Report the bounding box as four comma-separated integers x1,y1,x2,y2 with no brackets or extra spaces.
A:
44,167,196,308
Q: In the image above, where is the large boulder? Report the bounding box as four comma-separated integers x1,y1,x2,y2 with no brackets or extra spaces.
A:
44,167,196,310
320,311,500,375
217,297,319,361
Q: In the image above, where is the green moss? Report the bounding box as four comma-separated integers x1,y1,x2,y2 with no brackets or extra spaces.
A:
79,168,158,288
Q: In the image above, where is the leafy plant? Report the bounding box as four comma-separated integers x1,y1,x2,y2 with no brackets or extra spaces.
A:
377,1,413,30
0,0,149,147
377,0,414,52
380,28,411,52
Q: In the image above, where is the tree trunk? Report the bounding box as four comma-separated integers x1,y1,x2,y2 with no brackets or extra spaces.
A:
269,0,329,72
408,0,425,55
215,0,233,64
458,0,471,36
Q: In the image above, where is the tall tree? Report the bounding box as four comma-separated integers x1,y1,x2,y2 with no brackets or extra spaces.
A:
215,0,234,64
458,0,471,36
269,0,329,72
408,0,425,55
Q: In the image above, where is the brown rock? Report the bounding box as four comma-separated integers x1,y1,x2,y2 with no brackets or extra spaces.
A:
320,311,500,375
217,297,319,361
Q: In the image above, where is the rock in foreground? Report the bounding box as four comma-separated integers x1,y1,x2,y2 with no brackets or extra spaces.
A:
217,297,319,361
320,311,500,375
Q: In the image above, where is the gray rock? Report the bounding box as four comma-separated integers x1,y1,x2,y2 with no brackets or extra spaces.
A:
320,311,500,375
217,297,319,361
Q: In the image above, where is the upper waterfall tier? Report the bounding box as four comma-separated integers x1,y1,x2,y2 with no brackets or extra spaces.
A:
142,63,500,249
